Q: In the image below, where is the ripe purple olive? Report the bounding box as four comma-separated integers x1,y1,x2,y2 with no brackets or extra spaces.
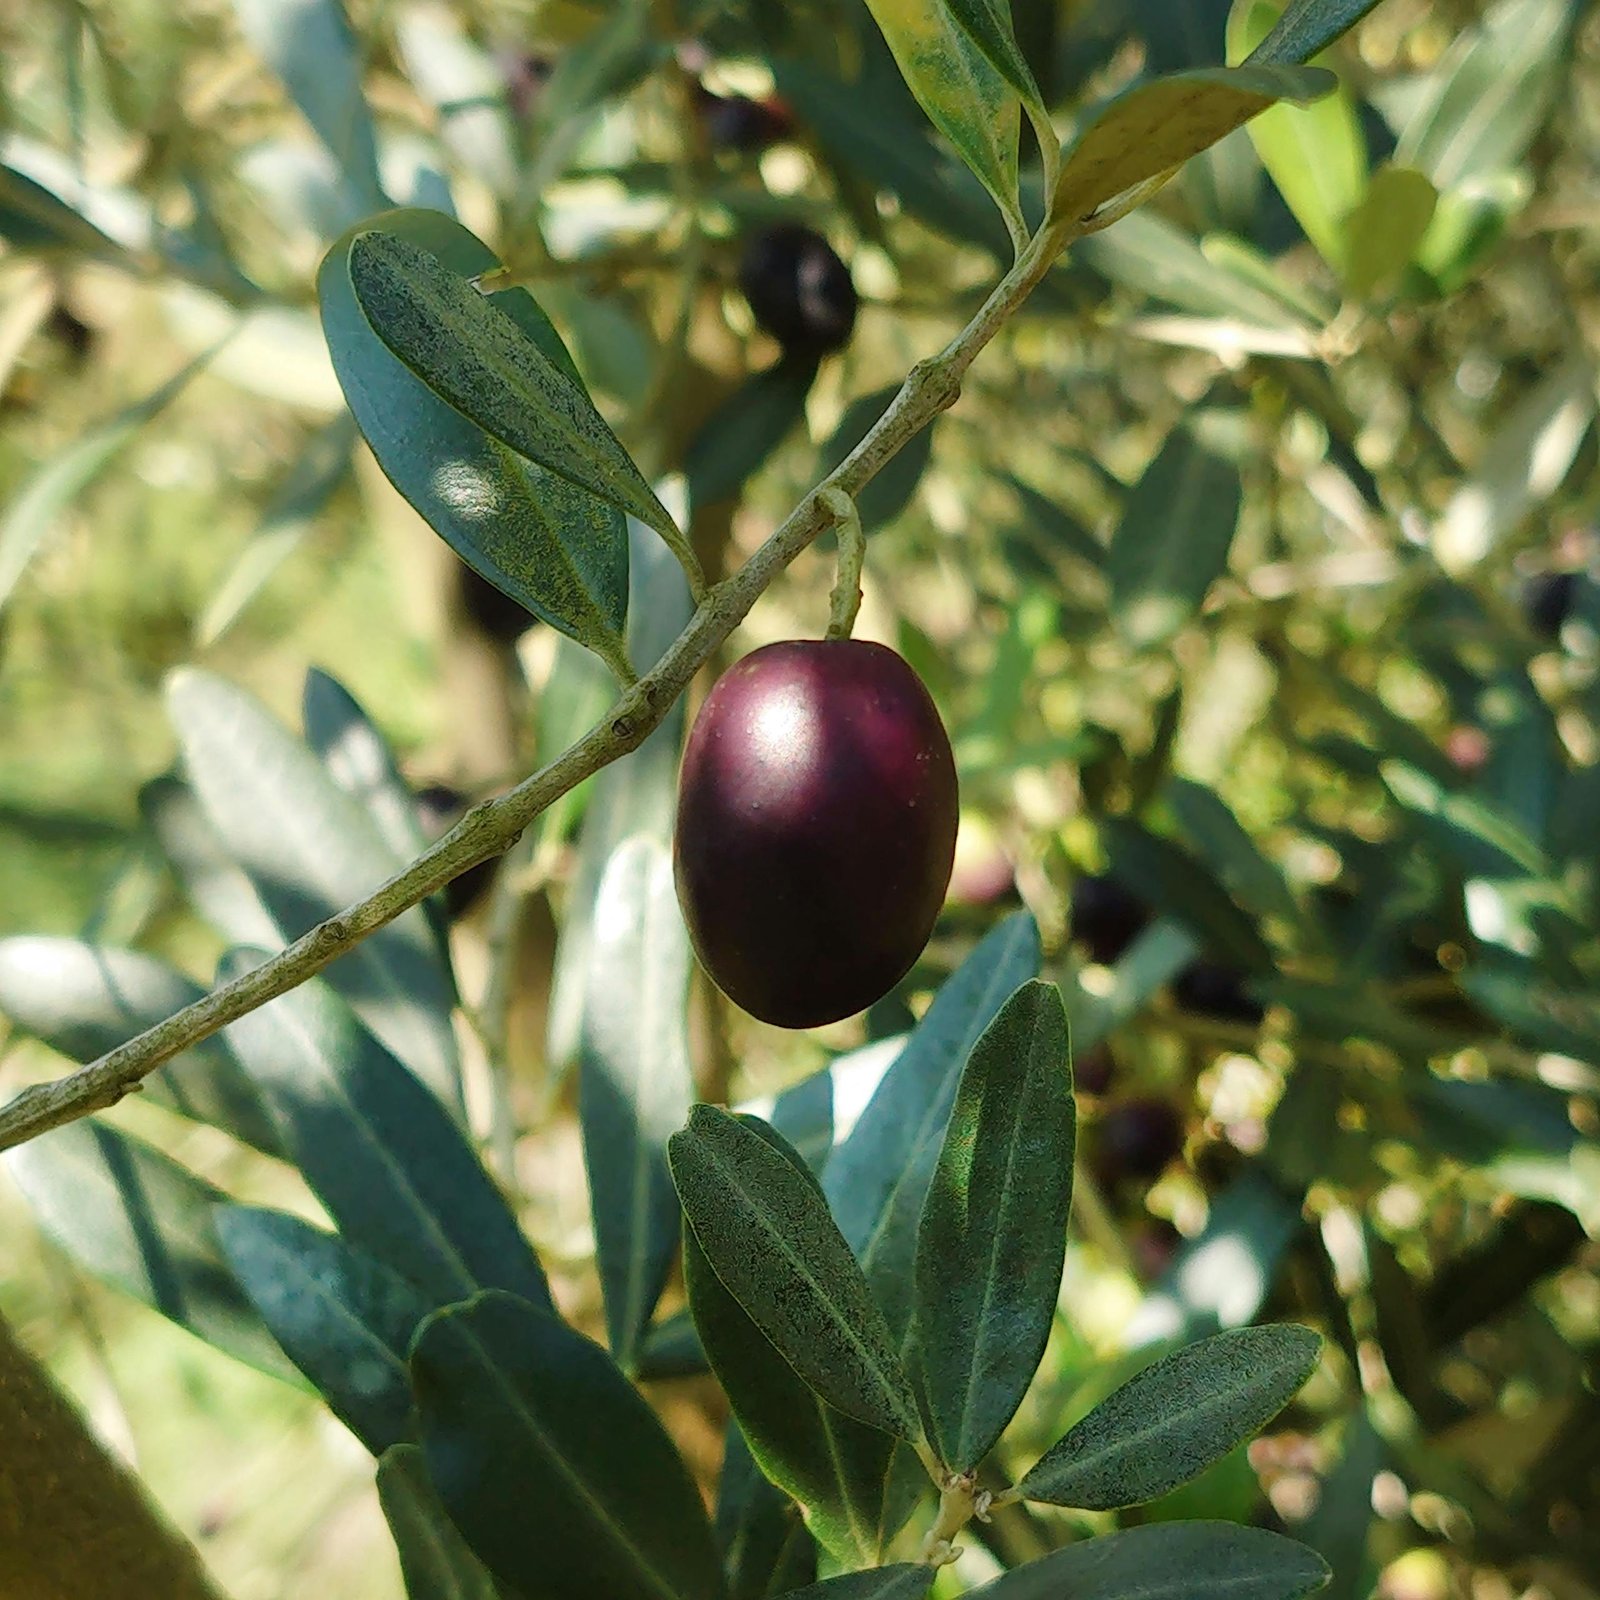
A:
738,225,857,357
673,639,958,1028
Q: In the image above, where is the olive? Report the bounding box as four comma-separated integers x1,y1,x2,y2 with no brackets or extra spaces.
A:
1094,1097,1184,1186
456,563,536,644
696,86,792,152
737,224,857,357
673,639,958,1028
1171,959,1265,1025
1523,571,1576,639
1070,873,1149,966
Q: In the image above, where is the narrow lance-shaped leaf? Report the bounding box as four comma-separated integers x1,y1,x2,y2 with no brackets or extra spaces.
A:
963,1521,1331,1600
913,980,1074,1471
0,936,280,1156
166,666,462,1110
376,1443,504,1600
684,1122,921,1569
1051,65,1333,226
670,1105,923,1442
1246,0,1388,67
942,0,1046,115
318,207,631,674
862,0,1024,225
411,1290,726,1600
219,962,551,1316
4,1120,298,1383
346,229,688,562
216,1205,432,1455
775,1569,935,1600
715,1423,817,1599
825,912,1042,1337
1018,1325,1320,1509
580,836,695,1371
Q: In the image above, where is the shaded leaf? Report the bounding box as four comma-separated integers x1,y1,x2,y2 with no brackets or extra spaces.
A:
580,837,694,1371
965,1522,1330,1599
671,1106,922,1441
824,912,1042,1335
1018,1325,1320,1508
220,965,550,1314
686,357,818,512
347,229,679,547
1106,420,1243,648
1053,66,1333,226
5,1121,296,1382
716,1424,816,1599
863,1,1024,222
216,1205,430,1454
0,937,279,1156
317,207,631,671
776,1569,934,1600
913,981,1074,1470
1067,919,1202,1056
376,1443,503,1600
412,1290,725,1600
166,667,462,1110
819,386,935,532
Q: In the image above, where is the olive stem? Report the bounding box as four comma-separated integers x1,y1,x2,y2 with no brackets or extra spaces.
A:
822,488,866,639
0,209,1077,1154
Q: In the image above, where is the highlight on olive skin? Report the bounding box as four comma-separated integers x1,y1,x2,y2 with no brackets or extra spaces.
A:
673,639,958,1029
737,224,858,357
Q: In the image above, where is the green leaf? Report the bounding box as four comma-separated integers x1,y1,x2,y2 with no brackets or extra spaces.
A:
943,0,1047,115
819,386,936,532
670,1106,923,1441
580,836,695,1371
218,964,550,1316
1066,919,1203,1056
824,912,1042,1335
1105,419,1243,648
376,1443,502,1600
686,357,818,512
197,415,356,645
215,1205,431,1454
1393,0,1573,191
1017,1325,1320,1508
1245,0,1387,66
912,980,1074,1471
546,519,693,1071
715,1424,816,1599
412,1290,726,1600
1230,3,1366,271
1342,165,1438,299
1167,780,1306,935
317,207,631,673
0,353,208,616
964,1522,1331,1599
232,0,385,209
165,667,462,1111
4,1121,297,1382
140,773,284,948
0,161,128,260
685,1225,916,1570
863,0,1024,224
0,937,280,1156
346,229,681,554
1052,65,1332,225
776,1569,935,1600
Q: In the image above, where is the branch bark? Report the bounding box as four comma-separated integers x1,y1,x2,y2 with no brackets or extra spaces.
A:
0,217,1073,1156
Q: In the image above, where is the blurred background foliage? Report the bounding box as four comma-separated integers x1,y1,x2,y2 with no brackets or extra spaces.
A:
2,0,1599,1596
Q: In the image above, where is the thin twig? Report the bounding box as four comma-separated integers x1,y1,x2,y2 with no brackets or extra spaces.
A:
0,215,1075,1155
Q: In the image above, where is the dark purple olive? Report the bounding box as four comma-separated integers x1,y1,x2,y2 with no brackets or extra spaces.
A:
1070,873,1149,966
697,86,793,151
1172,960,1265,1025
738,225,857,357
457,563,536,644
415,783,501,919
674,639,958,1028
1523,571,1576,639
1094,1096,1184,1186
1073,1045,1116,1098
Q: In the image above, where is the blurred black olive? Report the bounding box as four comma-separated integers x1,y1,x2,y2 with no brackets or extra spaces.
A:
738,224,857,357
1523,571,1576,639
1069,873,1150,966
1073,1045,1116,1098
1172,959,1265,1026
501,50,555,120
1094,1096,1184,1186
697,85,793,152
457,564,536,644
414,783,502,919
